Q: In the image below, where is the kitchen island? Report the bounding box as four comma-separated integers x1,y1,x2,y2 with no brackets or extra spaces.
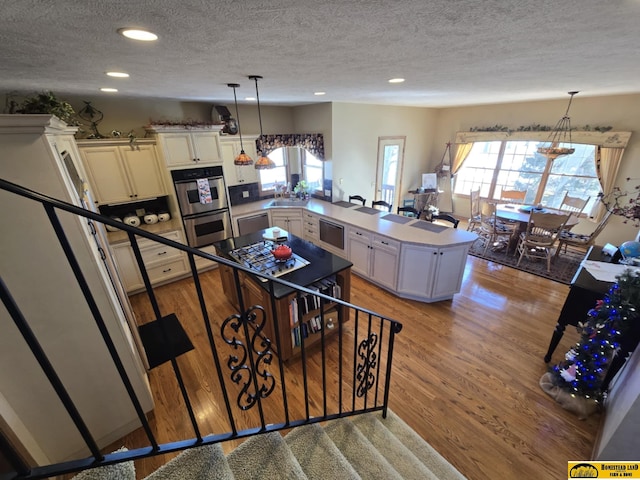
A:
230,198,478,303
215,229,352,361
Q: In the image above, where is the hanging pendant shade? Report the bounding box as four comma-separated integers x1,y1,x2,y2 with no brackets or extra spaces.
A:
537,91,579,161
227,83,253,166
249,75,276,170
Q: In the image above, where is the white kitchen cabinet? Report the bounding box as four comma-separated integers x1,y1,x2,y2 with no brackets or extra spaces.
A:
397,243,469,301
302,211,320,243
78,141,166,205
111,230,190,293
348,227,399,291
270,208,303,238
220,136,259,186
152,130,222,167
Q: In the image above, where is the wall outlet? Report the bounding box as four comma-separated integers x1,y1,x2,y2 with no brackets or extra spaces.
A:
324,189,331,197
242,191,249,198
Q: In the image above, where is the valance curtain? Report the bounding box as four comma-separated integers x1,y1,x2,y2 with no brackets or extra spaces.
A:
258,133,325,161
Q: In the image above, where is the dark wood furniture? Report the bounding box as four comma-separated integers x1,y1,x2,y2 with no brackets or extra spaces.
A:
215,230,352,361
544,246,613,364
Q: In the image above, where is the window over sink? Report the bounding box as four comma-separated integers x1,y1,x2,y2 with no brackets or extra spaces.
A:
258,147,324,196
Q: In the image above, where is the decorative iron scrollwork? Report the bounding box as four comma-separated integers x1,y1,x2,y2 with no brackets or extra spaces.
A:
221,305,275,410
356,333,378,397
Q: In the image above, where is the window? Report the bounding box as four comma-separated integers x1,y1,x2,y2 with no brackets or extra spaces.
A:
454,140,600,214
258,147,324,195
258,148,288,193
303,151,323,193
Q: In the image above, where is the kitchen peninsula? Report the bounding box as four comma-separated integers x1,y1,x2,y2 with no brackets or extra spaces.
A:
230,198,478,303
215,229,352,361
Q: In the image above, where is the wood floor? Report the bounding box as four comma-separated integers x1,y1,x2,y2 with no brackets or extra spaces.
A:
116,254,600,480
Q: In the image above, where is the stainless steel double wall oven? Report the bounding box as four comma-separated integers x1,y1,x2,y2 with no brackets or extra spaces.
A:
171,166,233,247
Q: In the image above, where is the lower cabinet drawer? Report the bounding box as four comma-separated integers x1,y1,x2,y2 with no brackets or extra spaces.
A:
147,257,190,284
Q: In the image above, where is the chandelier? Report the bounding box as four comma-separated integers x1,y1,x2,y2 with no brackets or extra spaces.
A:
249,75,276,170
537,91,579,161
227,83,253,166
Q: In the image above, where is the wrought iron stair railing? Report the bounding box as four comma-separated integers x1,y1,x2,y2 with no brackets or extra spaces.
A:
0,178,403,480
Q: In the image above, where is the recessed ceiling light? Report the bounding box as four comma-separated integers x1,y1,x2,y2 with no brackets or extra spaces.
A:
100,88,118,93
106,71,129,78
245,96,256,101
314,91,326,96
118,28,158,41
388,78,405,84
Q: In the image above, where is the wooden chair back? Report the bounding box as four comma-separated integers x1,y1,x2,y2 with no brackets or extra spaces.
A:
500,189,527,204
397,206,419,217
349,195,366,205
560,192,590,216
522,211,571,247
468,188,481,230
372,200,392,212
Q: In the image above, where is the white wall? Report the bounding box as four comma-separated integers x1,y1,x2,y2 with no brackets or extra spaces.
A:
330,103,438,205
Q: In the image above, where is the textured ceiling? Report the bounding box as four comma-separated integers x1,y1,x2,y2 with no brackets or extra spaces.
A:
2,0,640,107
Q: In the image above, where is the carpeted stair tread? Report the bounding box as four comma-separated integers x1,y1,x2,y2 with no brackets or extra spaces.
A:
285,423,361,480
324,417,403,480
351,413,439,480
226,431,307,480
143,444,234,480
373,410,466,480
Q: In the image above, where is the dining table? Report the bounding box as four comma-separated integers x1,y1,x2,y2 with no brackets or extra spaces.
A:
495,203,580,252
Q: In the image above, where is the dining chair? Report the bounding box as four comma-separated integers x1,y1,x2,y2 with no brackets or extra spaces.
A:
372,200,392,212
516,211,571,272
397,206,419,217
478,202,517,255
560,192,590,217
467,188,481,231
349,195,366,206
500,189,527,204
432,213,460,228
555,209,613,258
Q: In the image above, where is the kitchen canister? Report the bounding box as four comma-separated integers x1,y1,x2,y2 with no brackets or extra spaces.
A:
158,212,171,222
105,216,122,232
123,214,141,227
143,213,159,225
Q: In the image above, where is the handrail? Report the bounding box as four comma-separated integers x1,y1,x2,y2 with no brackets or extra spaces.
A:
0,177,403,480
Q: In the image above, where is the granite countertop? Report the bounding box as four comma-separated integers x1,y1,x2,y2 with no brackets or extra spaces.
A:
231,198,478,247
215,229,353,299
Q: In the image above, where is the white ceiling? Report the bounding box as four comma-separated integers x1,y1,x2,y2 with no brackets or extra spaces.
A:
2,0,640,108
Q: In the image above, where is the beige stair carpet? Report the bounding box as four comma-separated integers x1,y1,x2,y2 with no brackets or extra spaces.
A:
284,422,360,479
226,431,307,480
143,444,233,480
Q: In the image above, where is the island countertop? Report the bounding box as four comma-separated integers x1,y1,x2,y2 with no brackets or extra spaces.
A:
214,229,352,299
230,198,477,247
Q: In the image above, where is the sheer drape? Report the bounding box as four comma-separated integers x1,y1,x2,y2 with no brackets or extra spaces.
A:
594,147,625,221
452,143,473,175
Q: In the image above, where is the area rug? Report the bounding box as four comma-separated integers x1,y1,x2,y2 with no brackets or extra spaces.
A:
468,238,584,284
138,313,194,369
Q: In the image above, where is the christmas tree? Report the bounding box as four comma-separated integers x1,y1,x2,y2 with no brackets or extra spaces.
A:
544,270,640,408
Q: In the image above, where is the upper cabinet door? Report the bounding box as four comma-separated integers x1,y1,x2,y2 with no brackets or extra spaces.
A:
81,146,132,204
191,132,222,164
120,145,166,200
159,133,197,167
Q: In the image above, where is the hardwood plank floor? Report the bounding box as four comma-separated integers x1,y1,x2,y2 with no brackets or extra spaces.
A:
116,254,599,480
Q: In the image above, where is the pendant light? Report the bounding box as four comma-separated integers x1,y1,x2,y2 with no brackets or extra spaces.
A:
228,83,253,166
537,91,579,161
249,75,276,170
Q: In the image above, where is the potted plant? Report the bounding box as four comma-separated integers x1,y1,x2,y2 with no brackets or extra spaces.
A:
16,91,77,125
294,180,309,199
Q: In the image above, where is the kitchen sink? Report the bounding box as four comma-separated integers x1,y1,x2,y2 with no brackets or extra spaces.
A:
269,199,310,207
